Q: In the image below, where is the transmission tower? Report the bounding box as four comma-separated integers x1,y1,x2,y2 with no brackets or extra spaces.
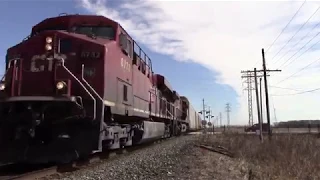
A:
225,103,231,126
241,71,255,126
241,70,267,126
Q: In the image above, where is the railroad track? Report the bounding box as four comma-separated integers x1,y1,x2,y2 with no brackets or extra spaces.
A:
0,135,184,180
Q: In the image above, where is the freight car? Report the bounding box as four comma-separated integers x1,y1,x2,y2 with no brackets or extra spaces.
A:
181,96,202,131
0,14,202,164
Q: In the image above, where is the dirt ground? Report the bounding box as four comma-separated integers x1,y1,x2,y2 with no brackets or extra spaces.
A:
168,135,251,180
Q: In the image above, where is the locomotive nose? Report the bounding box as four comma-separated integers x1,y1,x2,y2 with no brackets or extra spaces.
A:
3,32,77,99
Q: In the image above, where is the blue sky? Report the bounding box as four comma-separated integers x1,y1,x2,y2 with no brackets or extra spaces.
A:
4,1,320,125
0,0,238,124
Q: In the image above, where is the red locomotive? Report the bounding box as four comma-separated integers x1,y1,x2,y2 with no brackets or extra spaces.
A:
0,14,201,164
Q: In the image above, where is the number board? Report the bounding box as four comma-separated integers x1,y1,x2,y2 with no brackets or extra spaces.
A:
84,67,96,77
121,58,131,72
81,52,101,59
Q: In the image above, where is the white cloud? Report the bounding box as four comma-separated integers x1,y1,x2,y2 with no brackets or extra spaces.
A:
79,0,320,124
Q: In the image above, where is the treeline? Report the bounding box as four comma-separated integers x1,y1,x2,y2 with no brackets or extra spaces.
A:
273,120,320,128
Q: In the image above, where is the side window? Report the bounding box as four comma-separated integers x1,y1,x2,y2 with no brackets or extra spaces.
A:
123,84,128,101
132,41,153,78
141,62,146,74
146,57,150,78
137,58,141,70
119,32,133,58
58,38,72,54
127,39,133,58
119,33,128,54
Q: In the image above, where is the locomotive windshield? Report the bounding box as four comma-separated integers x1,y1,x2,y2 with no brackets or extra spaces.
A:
72,25,115,40
31,26,68,36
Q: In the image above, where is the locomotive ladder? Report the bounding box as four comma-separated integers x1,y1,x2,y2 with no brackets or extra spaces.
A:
166,109,178,136
80,64,105,153
59,59,105,152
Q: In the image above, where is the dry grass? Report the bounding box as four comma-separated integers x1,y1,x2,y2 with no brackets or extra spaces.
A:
200,133,320,180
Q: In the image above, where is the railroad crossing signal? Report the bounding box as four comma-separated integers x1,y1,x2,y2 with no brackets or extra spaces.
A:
201,120,207,126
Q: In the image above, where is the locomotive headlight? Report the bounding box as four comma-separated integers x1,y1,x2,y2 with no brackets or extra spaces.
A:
45,44,52,51
56,81,66,90
46,37,53,43
0,83,5,91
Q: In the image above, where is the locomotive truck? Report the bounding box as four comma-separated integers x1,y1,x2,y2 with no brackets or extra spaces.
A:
0,14,202,164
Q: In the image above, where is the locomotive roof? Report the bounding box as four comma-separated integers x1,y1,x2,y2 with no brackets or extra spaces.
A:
31,14,118,35
180,96,190,104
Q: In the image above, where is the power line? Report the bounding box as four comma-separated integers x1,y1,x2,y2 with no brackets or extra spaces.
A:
271,6,320,61
277,32,320,69
265,0,307,53
271,87,320,96
275,56,320,84
274,15,320,65
253,0,307,67
269,85,302,91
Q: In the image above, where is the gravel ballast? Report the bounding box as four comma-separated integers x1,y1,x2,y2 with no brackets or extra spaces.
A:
44,134,250,180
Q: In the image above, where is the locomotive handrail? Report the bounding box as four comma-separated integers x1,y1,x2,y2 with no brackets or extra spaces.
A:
1,58,19,81
166,109,174,119
22,35,31,42
59,58,97,120
59,13,68,16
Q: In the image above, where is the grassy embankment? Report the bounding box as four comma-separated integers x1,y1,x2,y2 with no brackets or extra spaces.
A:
200,133,320,180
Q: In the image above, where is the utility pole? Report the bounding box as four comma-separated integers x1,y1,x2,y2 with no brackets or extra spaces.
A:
262,48,281,138
225,103,231,127
202,98,206,122
219,112,222,127
260,78,263,123
199,98,207,133
254,68,263,142
241,65,280,138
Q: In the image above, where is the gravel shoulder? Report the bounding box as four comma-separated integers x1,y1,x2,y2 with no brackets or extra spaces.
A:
44,135,250,180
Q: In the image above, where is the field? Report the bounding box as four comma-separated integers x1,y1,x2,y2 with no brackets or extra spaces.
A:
212,126,320,134
197,133,320,180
